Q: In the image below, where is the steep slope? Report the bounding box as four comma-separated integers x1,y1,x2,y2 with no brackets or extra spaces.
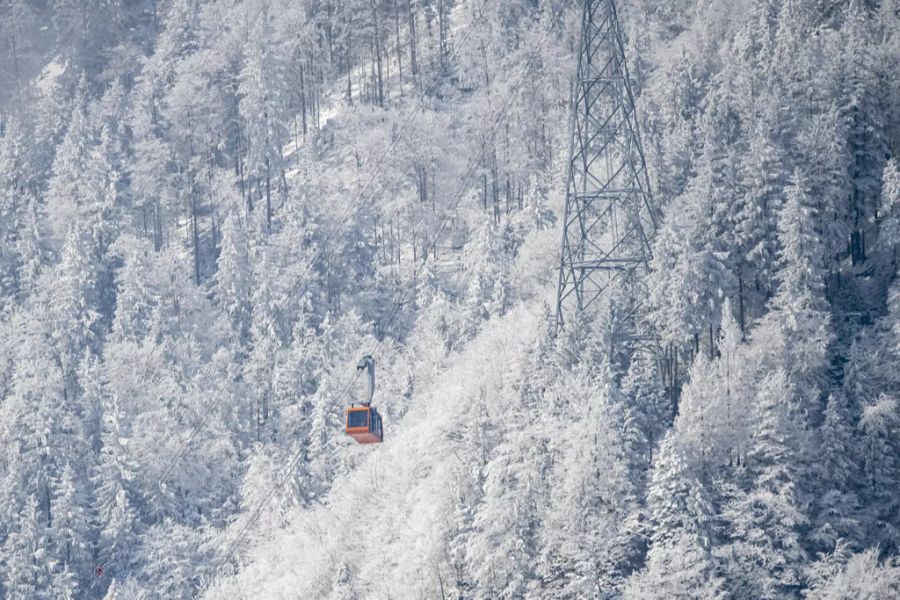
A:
3,1,900,598
204,303,545,598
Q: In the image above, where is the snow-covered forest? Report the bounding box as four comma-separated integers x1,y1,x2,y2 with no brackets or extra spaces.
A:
2,0,900,597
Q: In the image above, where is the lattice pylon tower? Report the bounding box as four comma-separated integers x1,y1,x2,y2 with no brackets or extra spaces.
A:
555,0,658,336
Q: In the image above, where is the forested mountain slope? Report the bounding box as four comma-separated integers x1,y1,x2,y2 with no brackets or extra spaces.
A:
1,0,900,598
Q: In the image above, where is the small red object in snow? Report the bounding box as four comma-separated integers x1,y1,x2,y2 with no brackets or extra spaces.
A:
96,566,103,577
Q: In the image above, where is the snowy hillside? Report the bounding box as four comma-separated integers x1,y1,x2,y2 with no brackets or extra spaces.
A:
2,0,900,598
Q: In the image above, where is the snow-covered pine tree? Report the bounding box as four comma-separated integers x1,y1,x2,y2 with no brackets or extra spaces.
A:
809,393,864,554
216,210,254,348
110,235,156,343
92,394,140,580
539,366,642,597
733,105,791,314
619,350,670,482
43,227,100,389
14,196,51,300
461,220,516,338
858,393,900,550
135,520,197,600
877,159,900,269
767,168,833,408
0,0,38,98
838,3,890,266
239,0,290,234
81,121,126,323
624,434,725,599
1,318,70,541
247,245,281,441
0,120,30,303
46,77,95,242
2,497,52,599
795,108,851,280
467,431,548,598
808,547,900,599
50,463,93,586
719,369,809,598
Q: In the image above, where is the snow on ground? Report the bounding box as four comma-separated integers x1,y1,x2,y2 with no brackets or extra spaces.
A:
34,58,66,96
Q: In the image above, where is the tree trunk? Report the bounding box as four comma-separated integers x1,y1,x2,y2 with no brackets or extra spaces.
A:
346,37,354,103
265,155,272,233
492,148,500,224
673,347,679,415
438,0,446,71
207,144,219,251
10,35,21,95
407,0,419,85
153,199,163,251
372,1,384,107
850,186,867,265
313,63,321,130
233,87,248,209
506,174,511,217
191,187,201,285
299,61,308,135
395,2,404,95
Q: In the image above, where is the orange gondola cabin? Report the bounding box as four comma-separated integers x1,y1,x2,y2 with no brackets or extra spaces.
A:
345,404,383,444
345,355,383,444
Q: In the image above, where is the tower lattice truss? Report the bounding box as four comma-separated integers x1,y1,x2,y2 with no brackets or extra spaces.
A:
555,0,658,335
